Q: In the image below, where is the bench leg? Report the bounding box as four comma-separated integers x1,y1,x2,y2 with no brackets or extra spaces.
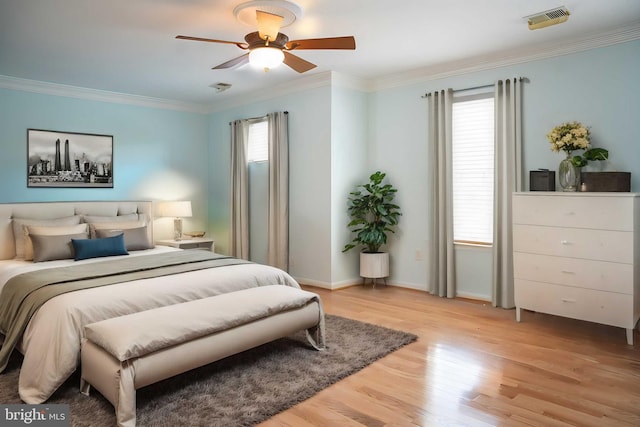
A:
115,361,137,427
80,378,91,396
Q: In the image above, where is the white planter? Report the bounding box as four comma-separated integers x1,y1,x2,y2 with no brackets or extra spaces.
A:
360,252,389,278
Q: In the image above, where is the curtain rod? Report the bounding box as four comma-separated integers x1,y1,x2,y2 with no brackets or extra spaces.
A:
421,77,526,98
229,111,288,126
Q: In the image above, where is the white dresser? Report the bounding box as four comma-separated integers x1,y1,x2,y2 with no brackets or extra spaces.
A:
512,192,639,344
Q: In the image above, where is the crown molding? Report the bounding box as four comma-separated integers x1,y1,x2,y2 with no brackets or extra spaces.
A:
206,71,370,113
331,72,369,92
368,22,640,92
207,71,335,113
0,75,210,114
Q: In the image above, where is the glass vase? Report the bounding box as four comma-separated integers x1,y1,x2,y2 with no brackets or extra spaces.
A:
558,153,580,192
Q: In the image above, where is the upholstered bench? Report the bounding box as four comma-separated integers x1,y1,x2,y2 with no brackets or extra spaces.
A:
80,285,325,427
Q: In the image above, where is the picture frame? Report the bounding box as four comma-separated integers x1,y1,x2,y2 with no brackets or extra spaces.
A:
27,129,113,188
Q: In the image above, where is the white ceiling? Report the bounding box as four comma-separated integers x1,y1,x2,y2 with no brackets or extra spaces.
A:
1,0,639,109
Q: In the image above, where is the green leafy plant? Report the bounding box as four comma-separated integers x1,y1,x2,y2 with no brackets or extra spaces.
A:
570,147,609,168
343,171,402,253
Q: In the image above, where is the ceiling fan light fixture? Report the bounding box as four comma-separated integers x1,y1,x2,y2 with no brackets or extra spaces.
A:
249,47,284,70
256,10,284,41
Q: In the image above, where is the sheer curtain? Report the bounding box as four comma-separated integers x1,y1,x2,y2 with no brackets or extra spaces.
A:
230,119,250,260
427,89,456,298
267,111,289,271
492,78,523,308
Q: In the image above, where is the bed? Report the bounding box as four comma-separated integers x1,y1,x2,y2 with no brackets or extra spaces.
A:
0,201,323,405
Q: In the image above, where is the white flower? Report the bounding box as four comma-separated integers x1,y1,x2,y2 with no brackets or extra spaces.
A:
547,121,591,154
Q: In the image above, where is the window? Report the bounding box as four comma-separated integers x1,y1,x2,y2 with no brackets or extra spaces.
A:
247,120,268,162
452,94,494,245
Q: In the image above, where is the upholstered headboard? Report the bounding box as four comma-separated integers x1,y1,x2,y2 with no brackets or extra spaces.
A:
0,201,153,260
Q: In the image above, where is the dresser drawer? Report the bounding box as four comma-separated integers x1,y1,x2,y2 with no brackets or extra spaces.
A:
513,252,633,294
512,194,634,231
515,279,634,329
513,224,633,264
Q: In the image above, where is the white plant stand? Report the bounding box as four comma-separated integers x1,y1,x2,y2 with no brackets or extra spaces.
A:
360,252,389,287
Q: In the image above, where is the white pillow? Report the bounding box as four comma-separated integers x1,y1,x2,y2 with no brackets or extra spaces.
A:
24,223,89,261
12,216,81,259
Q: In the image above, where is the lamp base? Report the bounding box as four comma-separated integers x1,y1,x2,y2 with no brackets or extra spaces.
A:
174,218,183,241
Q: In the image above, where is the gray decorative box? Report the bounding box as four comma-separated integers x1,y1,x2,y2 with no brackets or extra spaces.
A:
530,170,555,191
581,172,631,192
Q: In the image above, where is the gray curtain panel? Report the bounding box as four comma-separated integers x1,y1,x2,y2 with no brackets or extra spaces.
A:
267,112,289,271
492,78,524,308
230,119,250,260
427,89,455,298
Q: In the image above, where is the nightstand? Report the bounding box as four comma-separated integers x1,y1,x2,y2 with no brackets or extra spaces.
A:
156,238,214,252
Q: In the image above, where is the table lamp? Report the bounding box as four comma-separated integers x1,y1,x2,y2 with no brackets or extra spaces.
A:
157,201,192,241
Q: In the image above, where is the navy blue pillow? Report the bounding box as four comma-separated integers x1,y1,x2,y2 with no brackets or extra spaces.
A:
72,233,129,261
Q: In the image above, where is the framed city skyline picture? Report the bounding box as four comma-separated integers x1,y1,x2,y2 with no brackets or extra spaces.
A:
27,129,113,188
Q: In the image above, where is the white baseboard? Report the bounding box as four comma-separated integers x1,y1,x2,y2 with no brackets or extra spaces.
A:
294,277,363,290
455,291,492,302
297,276,492,302
386,281,427,291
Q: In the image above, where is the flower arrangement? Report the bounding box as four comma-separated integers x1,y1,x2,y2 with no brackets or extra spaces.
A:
547,121,609,168
547,121,591,154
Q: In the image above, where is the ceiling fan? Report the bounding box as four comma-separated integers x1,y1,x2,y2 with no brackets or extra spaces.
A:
176,8,356,73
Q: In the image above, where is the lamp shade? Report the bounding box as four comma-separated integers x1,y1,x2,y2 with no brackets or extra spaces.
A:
156,201,192,218
249,47,284,70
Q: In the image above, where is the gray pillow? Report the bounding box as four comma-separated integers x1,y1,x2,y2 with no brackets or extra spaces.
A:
81,213,140,223
95,226,153,251
30,232,90,262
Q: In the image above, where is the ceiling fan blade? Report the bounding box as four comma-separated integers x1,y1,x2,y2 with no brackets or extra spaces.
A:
256,10,284,42
176,35,247,49
212,53,250,70
286,36,356,50
283,51,317,73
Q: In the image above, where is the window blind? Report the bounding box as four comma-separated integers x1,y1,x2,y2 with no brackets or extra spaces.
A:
452,96,494,244
247,120,268,162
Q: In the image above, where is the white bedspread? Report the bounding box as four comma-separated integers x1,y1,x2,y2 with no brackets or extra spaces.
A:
0,247,300,404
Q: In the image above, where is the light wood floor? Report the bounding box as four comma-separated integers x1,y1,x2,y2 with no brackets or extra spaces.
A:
258,285,640,427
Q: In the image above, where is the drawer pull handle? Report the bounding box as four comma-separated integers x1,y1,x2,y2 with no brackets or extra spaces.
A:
564,211,576,216
561,270,575,274
561,298,577,303
560,240,571,245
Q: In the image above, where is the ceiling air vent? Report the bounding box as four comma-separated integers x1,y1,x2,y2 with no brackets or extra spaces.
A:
526,6,570,30
210,83,232,93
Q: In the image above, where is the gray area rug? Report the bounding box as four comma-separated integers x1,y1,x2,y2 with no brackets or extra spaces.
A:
0,315,417,426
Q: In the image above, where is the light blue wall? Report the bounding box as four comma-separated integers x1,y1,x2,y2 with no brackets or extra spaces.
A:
368,83,430,290
206,79,368,288
330,83,369,285
207,86,333,284
0,88,210,237
248,161,269,264
369,40,640,298
520,41,640,182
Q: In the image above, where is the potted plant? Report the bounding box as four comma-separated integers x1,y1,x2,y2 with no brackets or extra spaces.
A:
343,171,401,282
